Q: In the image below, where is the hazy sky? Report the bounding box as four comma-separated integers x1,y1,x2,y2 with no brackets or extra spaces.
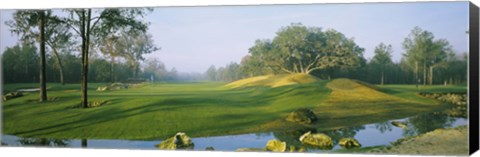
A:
0,2,469,73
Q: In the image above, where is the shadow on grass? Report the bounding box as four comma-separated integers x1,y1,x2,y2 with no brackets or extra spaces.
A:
12,90,282,139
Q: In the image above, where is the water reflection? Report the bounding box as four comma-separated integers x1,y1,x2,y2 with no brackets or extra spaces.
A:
403,112,456,136
254,132,272,138
273,127,315,146
323,126,365,146
375,122,393,133
17,137,69,147
444,106,468,118
81,139,87,148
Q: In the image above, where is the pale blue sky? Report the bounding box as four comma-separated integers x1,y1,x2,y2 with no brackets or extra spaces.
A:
0,2,470,73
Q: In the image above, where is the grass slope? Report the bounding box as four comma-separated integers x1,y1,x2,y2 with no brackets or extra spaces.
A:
2,75,466,140
2,80,330,140
225,73,319,88
254,78,457,132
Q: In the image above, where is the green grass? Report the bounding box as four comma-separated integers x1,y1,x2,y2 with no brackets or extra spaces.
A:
378,84,467,104
1,78,466,140
2,81,331,140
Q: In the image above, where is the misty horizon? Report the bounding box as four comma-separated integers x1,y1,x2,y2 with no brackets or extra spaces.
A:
0,2,469,73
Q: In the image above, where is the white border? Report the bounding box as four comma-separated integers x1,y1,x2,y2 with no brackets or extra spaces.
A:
1,0,479,157
0,0,475,9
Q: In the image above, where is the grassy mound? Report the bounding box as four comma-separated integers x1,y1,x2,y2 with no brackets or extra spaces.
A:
225,73,319,88
325,78,404,103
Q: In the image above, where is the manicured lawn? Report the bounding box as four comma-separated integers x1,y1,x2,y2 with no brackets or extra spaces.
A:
1,79,466,140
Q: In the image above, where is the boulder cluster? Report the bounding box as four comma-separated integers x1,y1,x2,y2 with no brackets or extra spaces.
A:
156,132,194,150
237,139,306,152
97,83,129,91
419,92,467,106
338,138,362,148
299,131,333,149
237,131,362,152
286,108,317,124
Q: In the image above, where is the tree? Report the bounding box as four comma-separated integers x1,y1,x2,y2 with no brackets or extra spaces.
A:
240,55,263,77
5,10,48,101
402,26,451,86
440,52,468,85
248,23,364,78
117,31,159,79
427,39,451,85
45,21,75,85
59,8,152,108
403,27,430,87
98,34,122,82
38,11,47,101
7,11,75,86
143,58,167,82
206,65,217,81
2,44,39,83
370,43,393,85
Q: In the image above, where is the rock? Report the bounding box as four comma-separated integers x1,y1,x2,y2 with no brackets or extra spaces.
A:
3,92,23,101
339,138,361,148
423,92,467,107
110,82,127,90
236,148,266,152
286,108,317,124
265,139,287,152
299,131,333,149
156,132,194,150
391,121,409,129
97,83,128,91
205,146,215,151
96,86,109,91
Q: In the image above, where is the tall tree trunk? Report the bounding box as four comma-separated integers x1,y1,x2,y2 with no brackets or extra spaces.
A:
52,48,65,85
110,56,115,83
81,9,92,108
293,63,299,73
381,70,384,85
415,61,418,88
133,63,140,79
39,10,47,102
429,66,433,85
80,10,87,108
423,63,426,86
299,59,305,73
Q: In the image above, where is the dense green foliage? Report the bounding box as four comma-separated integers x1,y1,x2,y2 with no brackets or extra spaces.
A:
246,23,364,75
2,45,39,83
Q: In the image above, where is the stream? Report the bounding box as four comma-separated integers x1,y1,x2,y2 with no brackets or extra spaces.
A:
1,107,468,152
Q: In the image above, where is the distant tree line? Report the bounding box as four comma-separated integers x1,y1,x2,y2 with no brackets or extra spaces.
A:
1,44,187,83
204,23,468,85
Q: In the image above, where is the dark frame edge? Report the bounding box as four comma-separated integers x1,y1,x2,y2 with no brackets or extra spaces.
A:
469,1,480,155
